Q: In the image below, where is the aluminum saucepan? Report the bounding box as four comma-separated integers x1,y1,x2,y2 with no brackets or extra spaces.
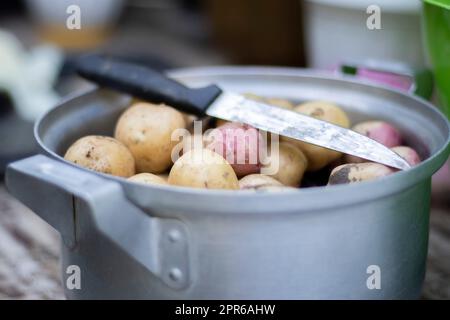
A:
5,67,450,299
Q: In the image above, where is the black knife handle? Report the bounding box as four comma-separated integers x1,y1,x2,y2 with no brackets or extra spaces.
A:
76,54,222,116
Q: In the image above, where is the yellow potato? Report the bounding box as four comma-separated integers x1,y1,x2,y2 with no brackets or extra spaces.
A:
216,118,229,127
157,173,169,181
292,140,342,171
128,173,168,185
295,101,350,127
181,133,207,153
265,98,294,110
64,135,135,177
168,148,239,190
115,102,186,173
242,92,265,102
183,113,198,131
239,174,284,190
282,101,350,171
264,142,308,187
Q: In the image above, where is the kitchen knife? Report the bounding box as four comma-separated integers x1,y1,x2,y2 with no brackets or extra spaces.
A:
76,54,411,170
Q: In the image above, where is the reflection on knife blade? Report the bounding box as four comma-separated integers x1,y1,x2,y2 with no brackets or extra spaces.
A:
206,92,411,170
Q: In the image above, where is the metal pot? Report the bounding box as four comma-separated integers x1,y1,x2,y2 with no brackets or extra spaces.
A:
5,67,450,299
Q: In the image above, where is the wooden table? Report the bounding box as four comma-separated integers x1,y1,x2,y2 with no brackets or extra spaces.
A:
0,185,62,299
0,184,449,300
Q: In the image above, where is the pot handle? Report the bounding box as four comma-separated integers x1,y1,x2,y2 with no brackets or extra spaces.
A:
5,154,190,289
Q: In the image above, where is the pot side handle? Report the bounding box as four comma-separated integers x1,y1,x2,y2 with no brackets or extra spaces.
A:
5,155,176,285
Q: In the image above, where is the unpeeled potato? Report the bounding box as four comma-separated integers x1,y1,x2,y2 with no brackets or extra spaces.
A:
282,101,350,171
181,133,207,154
352,121,401,147
264,142,308,187
64,135,135,177
168,148,239,190
265,97,294,110
345,120,402,163
328,163,394,185
115,102,186,173
391,146,421,166
157,173,169,181
239,174,286,191
128,173,168,185
206,122,263,177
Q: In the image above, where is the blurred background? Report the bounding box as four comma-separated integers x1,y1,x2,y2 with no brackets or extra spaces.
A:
0,0,449,299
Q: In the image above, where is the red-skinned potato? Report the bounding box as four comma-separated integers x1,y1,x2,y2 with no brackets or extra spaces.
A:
115,102,186,173
345,120,402,163
391,146,421,166
283,101,350,171
352,121,401,147
168,148,239,190
328,163,394,185
64,135,135,177
206,122,264,177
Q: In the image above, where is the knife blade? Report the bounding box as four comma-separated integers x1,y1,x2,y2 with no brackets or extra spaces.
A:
76,54,411,170
207,92,410,170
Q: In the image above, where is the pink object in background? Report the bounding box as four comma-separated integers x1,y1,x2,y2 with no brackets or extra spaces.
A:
356,69,413,92
330,63,415,93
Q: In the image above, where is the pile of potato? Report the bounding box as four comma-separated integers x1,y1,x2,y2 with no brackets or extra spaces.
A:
64,94,421,191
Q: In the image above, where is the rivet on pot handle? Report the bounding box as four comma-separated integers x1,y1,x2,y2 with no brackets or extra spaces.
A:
5,155,190,290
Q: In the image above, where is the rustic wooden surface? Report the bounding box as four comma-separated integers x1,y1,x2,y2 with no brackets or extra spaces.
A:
0,185,63,299
0,184,449,300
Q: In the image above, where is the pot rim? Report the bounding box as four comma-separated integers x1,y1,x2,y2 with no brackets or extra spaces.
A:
34,66,450,212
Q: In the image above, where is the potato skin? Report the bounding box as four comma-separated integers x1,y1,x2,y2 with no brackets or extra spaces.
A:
128,173,168,185
283,101,350,171
207,122,263,177
328,163,394,185
168,148,239,190
157,173,169,181
215,118,229,128
239,174,290,191
295,101,350,128
352,121,401,147
242,92,265,102
114,102,186,173
391,146,421,166
64,135,135,177
345,121,402,163
265,142,308,187
181,133,207,154
265,98,294,110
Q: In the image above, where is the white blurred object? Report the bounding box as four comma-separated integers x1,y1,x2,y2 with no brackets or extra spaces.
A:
303,0,425,68
0,30,63,121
